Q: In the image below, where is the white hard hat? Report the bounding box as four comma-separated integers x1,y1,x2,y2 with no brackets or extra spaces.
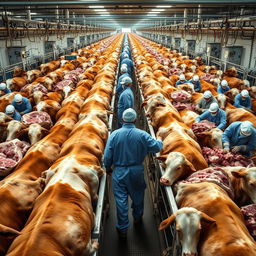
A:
5,104,15,114
120,66,128,73
209,102,219,113
240,121,253,136
179,74,185,80
203,90,212,99
121,63,127,68
192,75,199,82
123,53,129,58
121,76,132,86
241,90,249,97
14,94,23,102
0,83,6,90
122,108,137,122
221,80,228,87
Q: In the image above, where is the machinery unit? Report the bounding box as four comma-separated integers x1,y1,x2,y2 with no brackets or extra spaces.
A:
174,38,181,50
224,46,243,65
67,38,75,49
44,41,55,54
207,43,222,59
7,46,26,65
187,40,196,53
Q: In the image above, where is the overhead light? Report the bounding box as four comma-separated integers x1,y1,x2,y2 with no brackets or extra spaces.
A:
148,11,160,14
147,14,157,16
100,14,110,16
152,9,165,11
31,12,37,15
89,5,104,8
156,5,172,8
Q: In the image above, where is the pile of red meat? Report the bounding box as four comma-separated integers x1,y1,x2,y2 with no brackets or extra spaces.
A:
241,204,256,240
200,73,215,82
0,139,30,177
32,83,48,94
202,147,254,167
168,68,181,75
53,80,74,91
192,120,216,134
171,90,192,103
22,111,53,129
179,167,234,198
173,102,196,111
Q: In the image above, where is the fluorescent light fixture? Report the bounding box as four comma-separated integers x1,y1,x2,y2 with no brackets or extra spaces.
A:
152,9,165,11
147,14,157,16
100,14,110,16
156,5,172,8
89,5,104,8
148,11,160,14
30,12,37,15
94,9,108,12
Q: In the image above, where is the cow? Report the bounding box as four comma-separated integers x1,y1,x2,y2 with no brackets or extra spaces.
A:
174,181,256,256
195,128,223,149
26,70,42,83
6,77,28,92
159,207,216,256
226,108,256,127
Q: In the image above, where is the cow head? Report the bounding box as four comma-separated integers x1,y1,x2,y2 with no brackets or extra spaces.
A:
196,128,223,149
142,94,167,117
63,85,73,99
6,120,26,141
231,167,256,203
158,152,196,185
28,123,49,145
216,94,227,109
225,88,239,101
33,90,45,105
159,207,216,256
190,65,197,73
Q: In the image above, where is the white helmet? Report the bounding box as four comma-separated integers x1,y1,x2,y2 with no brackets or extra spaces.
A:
14,94,23,102
121,76,132,86
240,121,253,136
5,104,15,114
192,75,199,82
241,90,249,97
221,80,228,87
203,90,212,99
0,83,6,90
122,108,137,122
120,66,128,73
179,74,185,80
209,102,219,113
123,54,129,58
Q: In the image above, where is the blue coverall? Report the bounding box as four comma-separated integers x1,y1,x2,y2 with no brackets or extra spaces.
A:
222,121,256,157
175,80,188,86
12,97,32,115
197,96,218,112
5,110,21,121
188,79,201,92
103,123,163,231
117,87,134,127
1,88,11,95
234,93,252,109
116,73,130,96
217,85,230,94
121,58,133,75
196,109,227,130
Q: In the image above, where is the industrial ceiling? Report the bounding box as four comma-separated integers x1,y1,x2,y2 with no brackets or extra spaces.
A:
1,0,256,29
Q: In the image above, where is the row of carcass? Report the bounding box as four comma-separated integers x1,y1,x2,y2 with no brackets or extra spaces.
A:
0,34,123,256
129,33,256,256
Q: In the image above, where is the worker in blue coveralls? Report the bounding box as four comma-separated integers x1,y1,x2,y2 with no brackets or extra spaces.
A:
12,93,32,116
116,66,130,96
103,108,163,239
234,89,252,111
5,104,21,121
188,75,201,92
196,90,218,113
175,74,188,86
0,82,11,96
217,80,230,94
222,121,256,157
117,76,134,128
120,48,131,62
121,54,133,75
196,102,227,130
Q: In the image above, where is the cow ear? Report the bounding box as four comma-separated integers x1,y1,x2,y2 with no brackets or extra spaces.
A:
159,214,176,230
184,160,196,173
231,168,247,178
200,212,216,224
156,156,167,162
0,224,21,238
